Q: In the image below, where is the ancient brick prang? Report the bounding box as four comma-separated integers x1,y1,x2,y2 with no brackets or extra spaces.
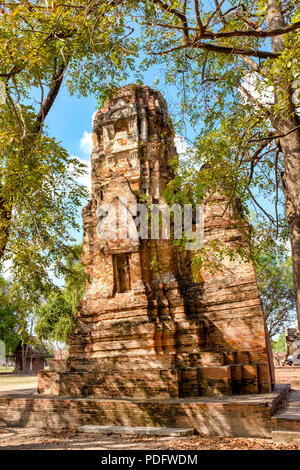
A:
38,85,274,398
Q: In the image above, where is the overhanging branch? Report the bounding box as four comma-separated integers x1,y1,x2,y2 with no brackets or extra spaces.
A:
154,40,278,59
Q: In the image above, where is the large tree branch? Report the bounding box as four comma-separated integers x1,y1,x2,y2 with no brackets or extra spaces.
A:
238,84,274,119
194,20,300,40
150,18,300,40
249,126,300,143
152,0,299,40
35,63,67,133
239,55,269,78
194,41,277,59
153,0,186,22
153,0,190,43
194,0,205,34
150,1,298,60
153,35,278,58
247,140,270,184
212,0,227,27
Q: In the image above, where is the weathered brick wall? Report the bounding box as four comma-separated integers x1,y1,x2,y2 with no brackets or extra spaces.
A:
2,387,287,436
38,85,274,399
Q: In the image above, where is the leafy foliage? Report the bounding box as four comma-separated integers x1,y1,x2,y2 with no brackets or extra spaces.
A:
0,1,138,299
35,244,85,343
0,276,36,354
256,248,296,338
35,292,74,344
272,332,286,353
0,278,19,353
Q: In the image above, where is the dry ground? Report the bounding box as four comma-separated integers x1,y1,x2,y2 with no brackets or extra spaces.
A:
0,374,37,393
0,373,298,450
0,428,298,450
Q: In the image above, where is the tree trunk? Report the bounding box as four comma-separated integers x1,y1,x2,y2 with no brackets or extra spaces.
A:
21,344,28,374
289,216,300,329
267,0,300,329
282,177,300,330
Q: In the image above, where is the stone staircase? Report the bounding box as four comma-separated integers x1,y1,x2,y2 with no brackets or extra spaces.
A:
272,390,300,443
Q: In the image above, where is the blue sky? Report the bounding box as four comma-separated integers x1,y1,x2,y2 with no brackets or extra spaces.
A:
45,88,96,243
46,90,97,159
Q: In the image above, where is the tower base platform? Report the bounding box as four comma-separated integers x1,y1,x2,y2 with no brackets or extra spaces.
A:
0,385,288,438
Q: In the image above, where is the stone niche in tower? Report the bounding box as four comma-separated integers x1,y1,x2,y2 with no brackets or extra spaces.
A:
38,85,274,399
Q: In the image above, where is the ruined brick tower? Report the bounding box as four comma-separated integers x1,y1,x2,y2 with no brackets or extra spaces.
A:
39,85,274,398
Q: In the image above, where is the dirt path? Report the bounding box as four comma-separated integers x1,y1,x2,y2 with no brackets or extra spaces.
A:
0,374,37,394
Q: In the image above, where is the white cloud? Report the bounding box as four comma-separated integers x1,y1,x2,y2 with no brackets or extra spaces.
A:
69,156,91,195
242,72,300,115
92,111,97,125
285,239,292,255
174,135,189,155
80,130,92,156
76,157,91,194
1,258,12,280
241,72,274,107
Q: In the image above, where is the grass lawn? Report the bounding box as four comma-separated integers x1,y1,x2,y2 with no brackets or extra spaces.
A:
0,366,14,374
